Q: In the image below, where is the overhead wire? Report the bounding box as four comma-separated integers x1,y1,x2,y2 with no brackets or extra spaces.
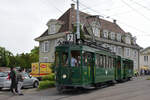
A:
71,0,150,36
121,0,150,21
130,0,150,12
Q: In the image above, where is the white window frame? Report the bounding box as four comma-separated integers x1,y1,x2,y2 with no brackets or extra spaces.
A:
114,46,117,53
144,56,148,62
117,34,121,42
103,30,108,38
117,47,122,55
49,24,56,34
111,45,116,53
126,48,130,57
125,36,131,44
43,41,49,52
93,27,100,37
111,32,115,40
134,50,137,58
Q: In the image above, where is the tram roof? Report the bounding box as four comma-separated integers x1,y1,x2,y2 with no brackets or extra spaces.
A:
56,44,116,57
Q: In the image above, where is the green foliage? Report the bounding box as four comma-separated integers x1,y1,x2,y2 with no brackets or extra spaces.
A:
51,63,55,73
30,46,39,62
42,73,55,81
0,47,13,67
147,77,150,80
0,46,39,68
13,46,39,68
38,81,55,89
39,73,55,90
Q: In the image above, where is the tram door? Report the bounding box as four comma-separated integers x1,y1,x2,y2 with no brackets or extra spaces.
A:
70,50,81,84
116,56,122,81
87,53,94,84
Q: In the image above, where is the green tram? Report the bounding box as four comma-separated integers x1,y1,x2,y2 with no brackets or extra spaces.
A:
55,43,134,91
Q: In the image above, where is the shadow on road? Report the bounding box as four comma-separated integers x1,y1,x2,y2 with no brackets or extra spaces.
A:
55,85,112,96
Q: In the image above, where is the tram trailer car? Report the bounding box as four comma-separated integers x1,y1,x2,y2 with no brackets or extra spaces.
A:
115,56,134,82
55,44,134,91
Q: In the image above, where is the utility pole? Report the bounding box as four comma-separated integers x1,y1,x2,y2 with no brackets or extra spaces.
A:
76,0,80,40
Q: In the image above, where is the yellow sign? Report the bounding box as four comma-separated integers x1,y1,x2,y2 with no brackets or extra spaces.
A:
31,63,39,74
30,62,52,77
40,63,52,75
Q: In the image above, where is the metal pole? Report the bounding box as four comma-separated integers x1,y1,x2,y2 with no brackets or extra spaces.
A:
76,0,80,39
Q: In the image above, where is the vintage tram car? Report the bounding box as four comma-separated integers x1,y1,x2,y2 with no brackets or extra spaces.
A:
55,41,133,92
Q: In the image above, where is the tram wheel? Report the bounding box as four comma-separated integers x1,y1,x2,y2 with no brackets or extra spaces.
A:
57,86,64,94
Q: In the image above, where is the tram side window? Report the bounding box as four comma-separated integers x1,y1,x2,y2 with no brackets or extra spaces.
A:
108,57,110,68
83,53,88,66
55,52,59,67
111,57,114,68
99,55,103,68
95,54,99,67
87,54,92,67
62,52,68,66
109,57,112,68
106,56,108,68
71,51,81,67
112,58,116,67
103,56,106,68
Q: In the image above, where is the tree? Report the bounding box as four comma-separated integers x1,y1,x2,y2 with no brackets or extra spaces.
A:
0,46,39,68
30,46,39,62
0,47,13,67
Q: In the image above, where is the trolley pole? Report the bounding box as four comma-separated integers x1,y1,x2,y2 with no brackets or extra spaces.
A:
76,0,80,40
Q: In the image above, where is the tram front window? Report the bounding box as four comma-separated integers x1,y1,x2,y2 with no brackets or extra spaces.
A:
71,51,81,67
62,52,68,67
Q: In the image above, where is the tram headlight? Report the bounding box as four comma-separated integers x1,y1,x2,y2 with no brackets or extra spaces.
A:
62,74,67,79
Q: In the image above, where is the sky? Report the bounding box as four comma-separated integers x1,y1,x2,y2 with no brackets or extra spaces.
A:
0,0,150,55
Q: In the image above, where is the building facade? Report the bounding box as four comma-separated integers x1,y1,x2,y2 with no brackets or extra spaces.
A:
35,4,141,71
140,47,150,69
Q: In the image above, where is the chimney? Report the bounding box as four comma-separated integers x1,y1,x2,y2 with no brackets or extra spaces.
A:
71,4,75,9
113,19,117,24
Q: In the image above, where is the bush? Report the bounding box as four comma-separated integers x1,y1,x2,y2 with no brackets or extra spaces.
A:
147,77,150,80
42,73,55,81
38,81,55,89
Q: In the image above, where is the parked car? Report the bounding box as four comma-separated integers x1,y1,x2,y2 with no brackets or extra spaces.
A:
0,72,39,90
0,72,11,90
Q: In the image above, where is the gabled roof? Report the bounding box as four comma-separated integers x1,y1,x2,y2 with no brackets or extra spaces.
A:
38,5,126,38
140,46,150,53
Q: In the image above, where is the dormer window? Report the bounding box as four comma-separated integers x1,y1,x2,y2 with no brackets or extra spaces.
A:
117,34,121,42
49,24,56,34
110,32,115,40
103,30,108,38
93,27,100,37
46,19,63,35
132,37,136,45
125,36,131,44
125,33,131,44
91,21,100,37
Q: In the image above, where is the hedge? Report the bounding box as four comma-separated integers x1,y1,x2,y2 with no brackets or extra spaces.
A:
42,73,55,81
38,81,55,89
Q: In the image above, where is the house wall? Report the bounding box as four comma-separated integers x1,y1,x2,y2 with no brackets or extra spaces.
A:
140,50,150,69
36,12,140,71
102,43,139,71
39,38,65,63
39,39,55,63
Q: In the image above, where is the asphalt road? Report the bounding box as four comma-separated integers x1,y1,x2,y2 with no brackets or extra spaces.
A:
1,76,150,100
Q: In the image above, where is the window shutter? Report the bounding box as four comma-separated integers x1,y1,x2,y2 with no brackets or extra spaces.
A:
48,41,50,52
41,42,44,53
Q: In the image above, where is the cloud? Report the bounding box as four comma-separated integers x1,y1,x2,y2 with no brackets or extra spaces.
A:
0,0,150,55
